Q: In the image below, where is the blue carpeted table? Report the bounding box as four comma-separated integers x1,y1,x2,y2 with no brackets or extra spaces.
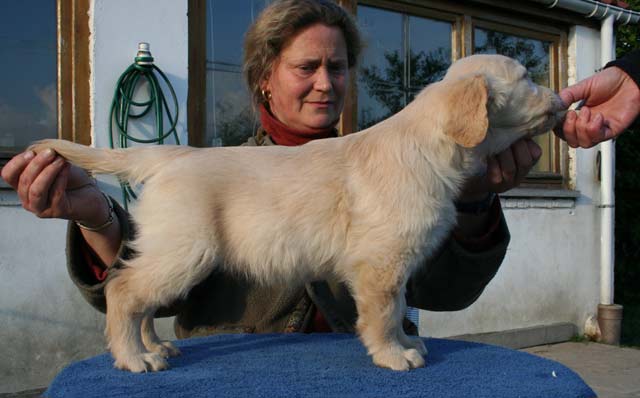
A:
45,333,595,398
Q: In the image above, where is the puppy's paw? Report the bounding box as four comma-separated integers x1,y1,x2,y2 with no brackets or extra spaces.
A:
403,348,426,368
148,341,181,358
114,352,169,373
371,345,416,371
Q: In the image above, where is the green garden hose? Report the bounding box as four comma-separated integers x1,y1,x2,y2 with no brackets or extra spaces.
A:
109,42,180,208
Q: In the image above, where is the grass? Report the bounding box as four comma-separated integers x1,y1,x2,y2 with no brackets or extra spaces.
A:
569,334,589,343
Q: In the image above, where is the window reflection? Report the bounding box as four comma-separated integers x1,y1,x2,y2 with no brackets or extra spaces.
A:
474,28,550,87
0,2,57,153
357,5,452,130
205,0,270,147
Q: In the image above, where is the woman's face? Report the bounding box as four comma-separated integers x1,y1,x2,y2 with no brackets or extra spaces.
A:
264,23,349,131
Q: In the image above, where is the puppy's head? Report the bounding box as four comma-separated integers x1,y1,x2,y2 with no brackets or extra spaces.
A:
436,54,566,156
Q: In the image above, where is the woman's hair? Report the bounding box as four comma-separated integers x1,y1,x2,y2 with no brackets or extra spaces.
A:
243,0,362,108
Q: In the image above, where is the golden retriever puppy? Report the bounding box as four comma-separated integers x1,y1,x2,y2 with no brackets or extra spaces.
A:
30,54,565,373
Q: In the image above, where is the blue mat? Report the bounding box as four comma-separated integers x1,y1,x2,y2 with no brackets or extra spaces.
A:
45,333,595,398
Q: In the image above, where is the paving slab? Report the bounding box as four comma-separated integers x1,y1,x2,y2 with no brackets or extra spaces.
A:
523,342,640,398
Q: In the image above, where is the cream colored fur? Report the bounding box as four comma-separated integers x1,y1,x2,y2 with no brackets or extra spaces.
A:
30,55,565,372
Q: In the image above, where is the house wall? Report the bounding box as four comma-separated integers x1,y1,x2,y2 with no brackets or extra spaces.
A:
0,1,606,392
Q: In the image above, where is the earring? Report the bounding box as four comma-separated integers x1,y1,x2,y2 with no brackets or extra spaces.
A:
261,89,272,102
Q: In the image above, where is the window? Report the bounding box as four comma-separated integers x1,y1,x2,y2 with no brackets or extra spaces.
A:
203,1,270,147
357,5,452,129
0,0,90,175
0,2,57,160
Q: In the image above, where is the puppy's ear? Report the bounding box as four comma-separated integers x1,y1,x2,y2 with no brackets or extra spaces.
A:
442,74,488,148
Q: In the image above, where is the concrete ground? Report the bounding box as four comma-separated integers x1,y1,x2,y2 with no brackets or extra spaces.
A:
523,342,640,398
2,341,639,397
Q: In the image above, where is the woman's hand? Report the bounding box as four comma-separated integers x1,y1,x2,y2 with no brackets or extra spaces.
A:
555,66,640,148
1,149,109,226
460,138,542,201
2,148,122,266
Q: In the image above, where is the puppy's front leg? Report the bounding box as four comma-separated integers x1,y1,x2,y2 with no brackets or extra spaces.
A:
352,263,425,371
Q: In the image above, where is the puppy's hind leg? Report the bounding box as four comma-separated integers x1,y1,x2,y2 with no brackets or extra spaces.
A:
352,263,425,371
141,313,181,358
105,267,169,373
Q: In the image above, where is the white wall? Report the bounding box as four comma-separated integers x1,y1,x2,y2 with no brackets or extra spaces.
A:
91,0,190,199
0,0,188,392
419,25,605,338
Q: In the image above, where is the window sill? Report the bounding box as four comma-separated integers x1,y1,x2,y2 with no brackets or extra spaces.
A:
499,187,579,209
500,187,580,199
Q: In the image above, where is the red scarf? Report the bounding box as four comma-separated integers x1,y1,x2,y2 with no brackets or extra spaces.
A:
259,104,338,146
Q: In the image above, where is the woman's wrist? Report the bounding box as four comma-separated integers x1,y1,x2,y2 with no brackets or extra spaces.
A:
75,191,122,267
71,186,110,226
75,192,115,232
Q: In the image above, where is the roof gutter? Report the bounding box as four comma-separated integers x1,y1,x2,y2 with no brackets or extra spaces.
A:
528,0,640,24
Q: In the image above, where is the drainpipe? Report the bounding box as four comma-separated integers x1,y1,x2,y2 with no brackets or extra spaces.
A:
527,0,635,344
597,14,623,346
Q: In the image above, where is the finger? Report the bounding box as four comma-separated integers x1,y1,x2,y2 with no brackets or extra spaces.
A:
497,147,517,185
512,140,537,182
575,107,594,148
17,149,57,206
559,79,589,107
586,113,606,145
526,139,543,162
559,88,577,108
486,156,503,186
27,156,66,214
1,151,35,189
47,163,70,219
562,111,579,148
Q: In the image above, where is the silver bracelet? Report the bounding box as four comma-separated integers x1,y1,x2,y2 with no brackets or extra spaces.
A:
75,193,115,232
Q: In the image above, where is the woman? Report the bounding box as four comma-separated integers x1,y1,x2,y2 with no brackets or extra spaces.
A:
1,0,540,337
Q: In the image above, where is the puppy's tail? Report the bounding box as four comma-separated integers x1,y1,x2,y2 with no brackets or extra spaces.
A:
29,139,195,184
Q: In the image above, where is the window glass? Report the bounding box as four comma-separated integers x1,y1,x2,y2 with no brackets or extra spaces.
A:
474,28,553,173
474,28,550,86
205,0,270,147
357,5,452,129
407,16,451,91
358,6,404,129
0,1,57,155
